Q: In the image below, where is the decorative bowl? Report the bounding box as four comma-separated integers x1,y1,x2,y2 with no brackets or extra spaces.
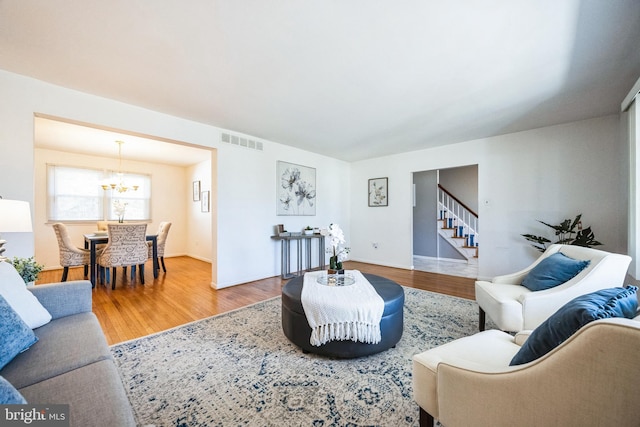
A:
316,272,355,287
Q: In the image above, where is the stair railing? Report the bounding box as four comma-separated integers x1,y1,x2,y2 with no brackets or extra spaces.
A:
438,184,479,247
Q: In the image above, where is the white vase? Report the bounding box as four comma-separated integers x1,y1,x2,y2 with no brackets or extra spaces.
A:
27,281,35,287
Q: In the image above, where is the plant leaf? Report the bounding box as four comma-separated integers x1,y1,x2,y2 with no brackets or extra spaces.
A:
521,234,551,244
572,227,603,247
570,214,582,232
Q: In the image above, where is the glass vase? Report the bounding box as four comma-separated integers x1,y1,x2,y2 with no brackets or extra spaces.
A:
328,256,344,275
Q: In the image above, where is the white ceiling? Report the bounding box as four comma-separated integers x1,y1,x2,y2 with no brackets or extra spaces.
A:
2,1,640,162
34,116,210,167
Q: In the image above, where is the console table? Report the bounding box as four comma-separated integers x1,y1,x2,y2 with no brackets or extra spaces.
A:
272,234,325,279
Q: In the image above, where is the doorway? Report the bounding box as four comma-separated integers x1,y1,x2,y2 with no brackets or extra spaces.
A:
33,115,216,282
412,164,478,278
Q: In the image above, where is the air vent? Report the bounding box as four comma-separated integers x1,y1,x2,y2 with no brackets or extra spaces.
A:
221,132,264,152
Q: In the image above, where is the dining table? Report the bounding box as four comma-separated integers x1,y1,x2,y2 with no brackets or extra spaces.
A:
83,233,159,287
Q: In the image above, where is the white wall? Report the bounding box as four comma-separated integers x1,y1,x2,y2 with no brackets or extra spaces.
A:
215,142,350,286
187,159,213,263
0,69,350,288
350,115,627,280
2,68,627,285
34,148,189,269
439,164,479,213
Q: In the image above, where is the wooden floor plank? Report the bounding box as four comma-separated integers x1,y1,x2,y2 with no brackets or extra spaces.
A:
36,257,475,345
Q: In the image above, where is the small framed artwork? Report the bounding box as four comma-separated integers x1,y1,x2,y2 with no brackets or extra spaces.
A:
201,191,210,212
193,181,201,201
368,177,388,207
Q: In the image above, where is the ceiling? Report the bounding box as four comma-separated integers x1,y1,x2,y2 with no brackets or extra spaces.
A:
34,116,210,167
2,1,640,162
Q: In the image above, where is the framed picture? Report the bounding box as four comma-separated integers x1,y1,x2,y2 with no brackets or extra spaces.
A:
368,177,388,207
193,181,201,201
277,161,316,216
201,191,210,212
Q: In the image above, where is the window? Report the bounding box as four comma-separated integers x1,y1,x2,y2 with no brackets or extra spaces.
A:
105,172,151,221
47,164,151,222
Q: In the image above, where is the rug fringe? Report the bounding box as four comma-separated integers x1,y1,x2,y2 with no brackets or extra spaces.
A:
310,321,382,346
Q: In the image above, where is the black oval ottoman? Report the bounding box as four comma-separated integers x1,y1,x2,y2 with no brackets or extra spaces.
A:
281,273,404,358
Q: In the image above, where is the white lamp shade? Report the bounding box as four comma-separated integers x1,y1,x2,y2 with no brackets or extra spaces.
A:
0,199,33,232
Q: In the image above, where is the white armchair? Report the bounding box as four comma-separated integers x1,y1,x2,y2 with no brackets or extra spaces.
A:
413,315,640,427
475,244,631,331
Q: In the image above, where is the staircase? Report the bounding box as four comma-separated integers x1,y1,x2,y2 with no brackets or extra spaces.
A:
437,185,478,262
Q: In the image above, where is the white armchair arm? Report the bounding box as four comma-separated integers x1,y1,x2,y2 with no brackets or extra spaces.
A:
491,244,563,285
520,251,633,329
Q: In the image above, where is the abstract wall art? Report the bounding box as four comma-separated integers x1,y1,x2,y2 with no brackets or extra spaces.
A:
277,161,316,216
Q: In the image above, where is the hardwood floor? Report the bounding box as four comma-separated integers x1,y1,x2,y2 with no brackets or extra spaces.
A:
36,257,475,345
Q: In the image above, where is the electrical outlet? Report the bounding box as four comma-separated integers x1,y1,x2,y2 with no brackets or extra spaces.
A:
372,242,378,249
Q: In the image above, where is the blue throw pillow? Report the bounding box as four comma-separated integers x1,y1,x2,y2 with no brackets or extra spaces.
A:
0,294,38,370
522,252,590,291
0,375,26,404
510,285,638,365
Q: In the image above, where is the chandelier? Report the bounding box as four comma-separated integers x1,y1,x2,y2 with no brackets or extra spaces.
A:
101,140,139,193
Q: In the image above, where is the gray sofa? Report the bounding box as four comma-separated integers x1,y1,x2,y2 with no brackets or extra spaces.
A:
0,280,136,427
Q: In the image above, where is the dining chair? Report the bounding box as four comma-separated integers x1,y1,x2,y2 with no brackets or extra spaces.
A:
97,220,119,231
52,223,96,281
97,223,149,289
148,222,172,273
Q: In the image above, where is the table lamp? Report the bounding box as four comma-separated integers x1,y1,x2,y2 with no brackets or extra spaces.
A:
0,198,33,261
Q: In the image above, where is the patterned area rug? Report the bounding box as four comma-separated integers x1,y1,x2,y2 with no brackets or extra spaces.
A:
111,287,492,426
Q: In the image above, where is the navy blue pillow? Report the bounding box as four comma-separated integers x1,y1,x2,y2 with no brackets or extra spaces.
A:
0,295,38,370
522,252,590,291
510,286,638,365
0,375,26,404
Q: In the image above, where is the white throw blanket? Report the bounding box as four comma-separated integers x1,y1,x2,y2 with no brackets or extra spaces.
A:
301,270,384,347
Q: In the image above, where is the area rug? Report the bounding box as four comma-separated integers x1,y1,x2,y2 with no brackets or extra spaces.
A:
111,287,493,426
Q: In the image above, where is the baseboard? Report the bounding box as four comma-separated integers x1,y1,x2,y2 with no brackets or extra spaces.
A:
181,253,212,263
348,258,413,271
413,255,469,264
412,255,439,261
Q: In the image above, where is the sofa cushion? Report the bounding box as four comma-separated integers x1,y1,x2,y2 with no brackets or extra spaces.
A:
18,359,136,426
0,375,26,404
0,312,112,389
0,295,38,370
28,281,93,320
0,261,51,328
510,286,638,365
522,252,590,291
